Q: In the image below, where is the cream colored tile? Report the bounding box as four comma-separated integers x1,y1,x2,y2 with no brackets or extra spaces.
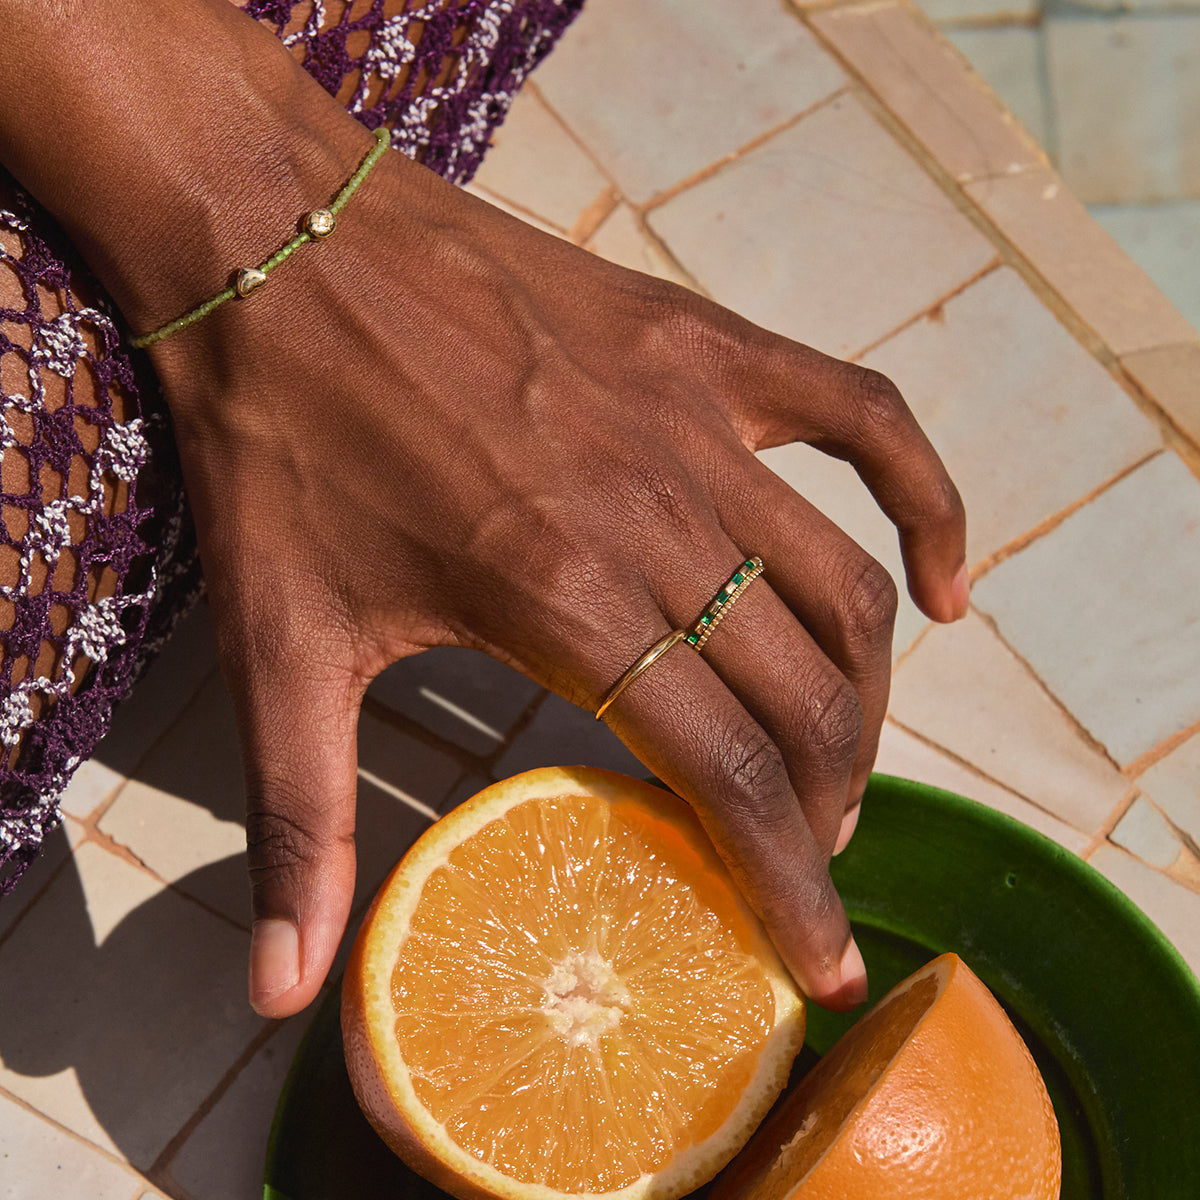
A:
1120,340,1200,447
460,183,567,239
0,1092,142,1200
98,678,455,926
495,692,645,779
757,444,929,659
860,267,1163,563
368,646,541,756
810,1,1045,183
944,27,1050,150
469,88,609,231
534,0,846,204
1135,732,1200,844
1088,843,1200,976
966,166,1198,355
1047,15,1200,204
585,202,697,290
60,604,219,820
1090,203,1200,336
916,0,1038,22
0,816,85,940
166,1016,308,1200
0,843,264,1167
650,92,997,359
972,452,1200,765
1111,796,1184,869
890,613,1129,833
874,721,1090,853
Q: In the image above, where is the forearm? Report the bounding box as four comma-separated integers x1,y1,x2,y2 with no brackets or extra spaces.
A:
0,0,379,334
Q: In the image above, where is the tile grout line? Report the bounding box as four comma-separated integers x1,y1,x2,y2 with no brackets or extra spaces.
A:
146,1018,285,1182
1080,790,1141,862
783,0,1199,460
883,712,1105,841
0,1080,153,1180
967,446,1166,582
1121,716,1200,780
627,210,712,298
968,602,1124,771
848,255,1005,362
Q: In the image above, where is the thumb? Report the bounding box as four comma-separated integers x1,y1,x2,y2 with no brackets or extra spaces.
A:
233,655,364,1018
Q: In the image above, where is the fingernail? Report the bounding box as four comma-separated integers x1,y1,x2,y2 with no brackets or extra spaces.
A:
951,563,970,620
250,918,299,1008
834,805,860,856
839,938,869,1008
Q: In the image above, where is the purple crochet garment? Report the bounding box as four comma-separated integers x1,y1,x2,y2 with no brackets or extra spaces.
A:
0,0,584,896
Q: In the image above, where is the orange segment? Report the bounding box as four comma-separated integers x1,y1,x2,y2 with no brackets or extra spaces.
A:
343,767,806,1200
710,953,1061,1200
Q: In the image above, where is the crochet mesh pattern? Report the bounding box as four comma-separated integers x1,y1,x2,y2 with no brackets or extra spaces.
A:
0,0,583,896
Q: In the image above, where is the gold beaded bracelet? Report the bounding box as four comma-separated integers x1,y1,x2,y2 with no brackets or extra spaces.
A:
130,126,391,349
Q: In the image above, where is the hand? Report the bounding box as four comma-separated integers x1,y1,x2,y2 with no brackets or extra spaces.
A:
143,115,967,1018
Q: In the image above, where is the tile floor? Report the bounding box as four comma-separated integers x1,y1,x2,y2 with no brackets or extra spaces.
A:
923,0,1200,330
2,0,1198,1196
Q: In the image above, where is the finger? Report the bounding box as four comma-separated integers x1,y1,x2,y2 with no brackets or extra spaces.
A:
596,618,868,1011
230,649,364,1018
716,454,897,834
741,349,968,624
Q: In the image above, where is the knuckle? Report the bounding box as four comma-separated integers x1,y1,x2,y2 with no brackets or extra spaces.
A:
846,366,909,435
244,792,324,884
801,676,864,770
842,557,899,647
922,473,967,532
710,721,793,827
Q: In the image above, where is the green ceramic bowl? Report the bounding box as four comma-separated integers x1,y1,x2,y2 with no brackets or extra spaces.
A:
262,773,1200,1200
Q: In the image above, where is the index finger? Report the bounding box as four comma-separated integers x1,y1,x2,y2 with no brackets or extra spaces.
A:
602,639,869,1012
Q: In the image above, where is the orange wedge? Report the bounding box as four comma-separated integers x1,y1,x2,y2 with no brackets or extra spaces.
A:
342,766,806,1200
709,952,1061,1200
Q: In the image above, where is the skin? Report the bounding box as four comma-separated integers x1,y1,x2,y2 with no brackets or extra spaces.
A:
0,0,968,1018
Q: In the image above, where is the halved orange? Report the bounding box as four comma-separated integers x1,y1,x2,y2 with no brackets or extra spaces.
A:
709,952,1061,1200
342,766,806,1200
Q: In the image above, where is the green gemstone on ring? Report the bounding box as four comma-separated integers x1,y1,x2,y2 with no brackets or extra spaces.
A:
686,633,700,645
732,572,745,585
700,613,713,625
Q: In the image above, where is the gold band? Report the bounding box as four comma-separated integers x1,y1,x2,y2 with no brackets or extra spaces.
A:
594,555,765,721
595,628,686,721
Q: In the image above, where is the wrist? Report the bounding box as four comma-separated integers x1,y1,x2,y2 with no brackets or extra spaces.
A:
0,0,376,332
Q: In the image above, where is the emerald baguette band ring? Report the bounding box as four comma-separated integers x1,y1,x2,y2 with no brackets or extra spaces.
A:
595,557,765,720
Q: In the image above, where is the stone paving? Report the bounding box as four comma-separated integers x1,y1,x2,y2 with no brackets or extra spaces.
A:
1,1,1198,1196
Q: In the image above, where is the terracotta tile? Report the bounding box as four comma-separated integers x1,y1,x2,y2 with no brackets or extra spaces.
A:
809,1,1045,183
533,0,846,204
98,680,454,926
495,692,646,779
965,166,1198,355
649,92,997,359
1046,15,1200,205
0,843,264,1167
890,613,1129,833
1120,340,1200,448
59,604,219,820
0,1092,142,1199
585,202,698,290
943,28,1050,151
166,1016,309,1200
0,816,85,941
1135,731,1200,846
469,88,609,232
874,721,1091,854
972,452,1200,765
757,443,929,659
368,646,542,756
1091,203,1200,338
859,267,1163,563
1111,796,1184,869
1088,843,1200,977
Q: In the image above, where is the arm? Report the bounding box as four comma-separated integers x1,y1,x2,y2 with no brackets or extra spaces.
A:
0,0,969,1017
